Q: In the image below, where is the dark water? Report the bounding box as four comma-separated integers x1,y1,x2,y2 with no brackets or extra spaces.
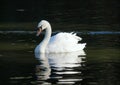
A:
0,31,120,85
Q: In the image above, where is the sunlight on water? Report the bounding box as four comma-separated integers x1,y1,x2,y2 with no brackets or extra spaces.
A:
0,30,120,35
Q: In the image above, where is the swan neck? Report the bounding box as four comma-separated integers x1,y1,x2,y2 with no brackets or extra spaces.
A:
45,25,52,41
39,25,52,53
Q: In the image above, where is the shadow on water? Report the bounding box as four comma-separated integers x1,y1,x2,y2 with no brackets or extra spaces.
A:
0,31,120,85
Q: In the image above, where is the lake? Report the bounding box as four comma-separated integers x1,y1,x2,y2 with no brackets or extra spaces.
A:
0,30,120,85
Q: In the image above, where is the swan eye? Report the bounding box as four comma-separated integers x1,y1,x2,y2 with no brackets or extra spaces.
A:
39,26,42,30
35,26,42,31
37,25,42,30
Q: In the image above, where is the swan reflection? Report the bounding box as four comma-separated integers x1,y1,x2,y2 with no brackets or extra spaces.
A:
35,50,86,84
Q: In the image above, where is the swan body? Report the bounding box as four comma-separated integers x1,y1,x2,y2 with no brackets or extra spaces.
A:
35,20,86,53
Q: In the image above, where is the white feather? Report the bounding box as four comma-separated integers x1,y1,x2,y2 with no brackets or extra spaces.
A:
46,32,86,53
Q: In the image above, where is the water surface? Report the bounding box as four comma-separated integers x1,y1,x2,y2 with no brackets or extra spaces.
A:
0,31,120,85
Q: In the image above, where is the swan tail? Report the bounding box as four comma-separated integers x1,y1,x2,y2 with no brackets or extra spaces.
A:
71,32,82,41
77,43,86,50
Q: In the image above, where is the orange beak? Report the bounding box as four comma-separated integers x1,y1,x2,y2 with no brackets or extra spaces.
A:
36,28,42,36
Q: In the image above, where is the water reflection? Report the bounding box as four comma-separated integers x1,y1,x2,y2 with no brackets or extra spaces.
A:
35,53,51,81
35,51,86,84
0,32,119,85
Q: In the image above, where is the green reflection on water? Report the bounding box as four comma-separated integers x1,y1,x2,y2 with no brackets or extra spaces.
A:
0,22,120,31
87,48,120,63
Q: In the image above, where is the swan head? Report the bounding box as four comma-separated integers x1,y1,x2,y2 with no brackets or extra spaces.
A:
36,20,50,36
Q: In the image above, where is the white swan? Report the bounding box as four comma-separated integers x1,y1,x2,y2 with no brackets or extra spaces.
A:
35,20,86,53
